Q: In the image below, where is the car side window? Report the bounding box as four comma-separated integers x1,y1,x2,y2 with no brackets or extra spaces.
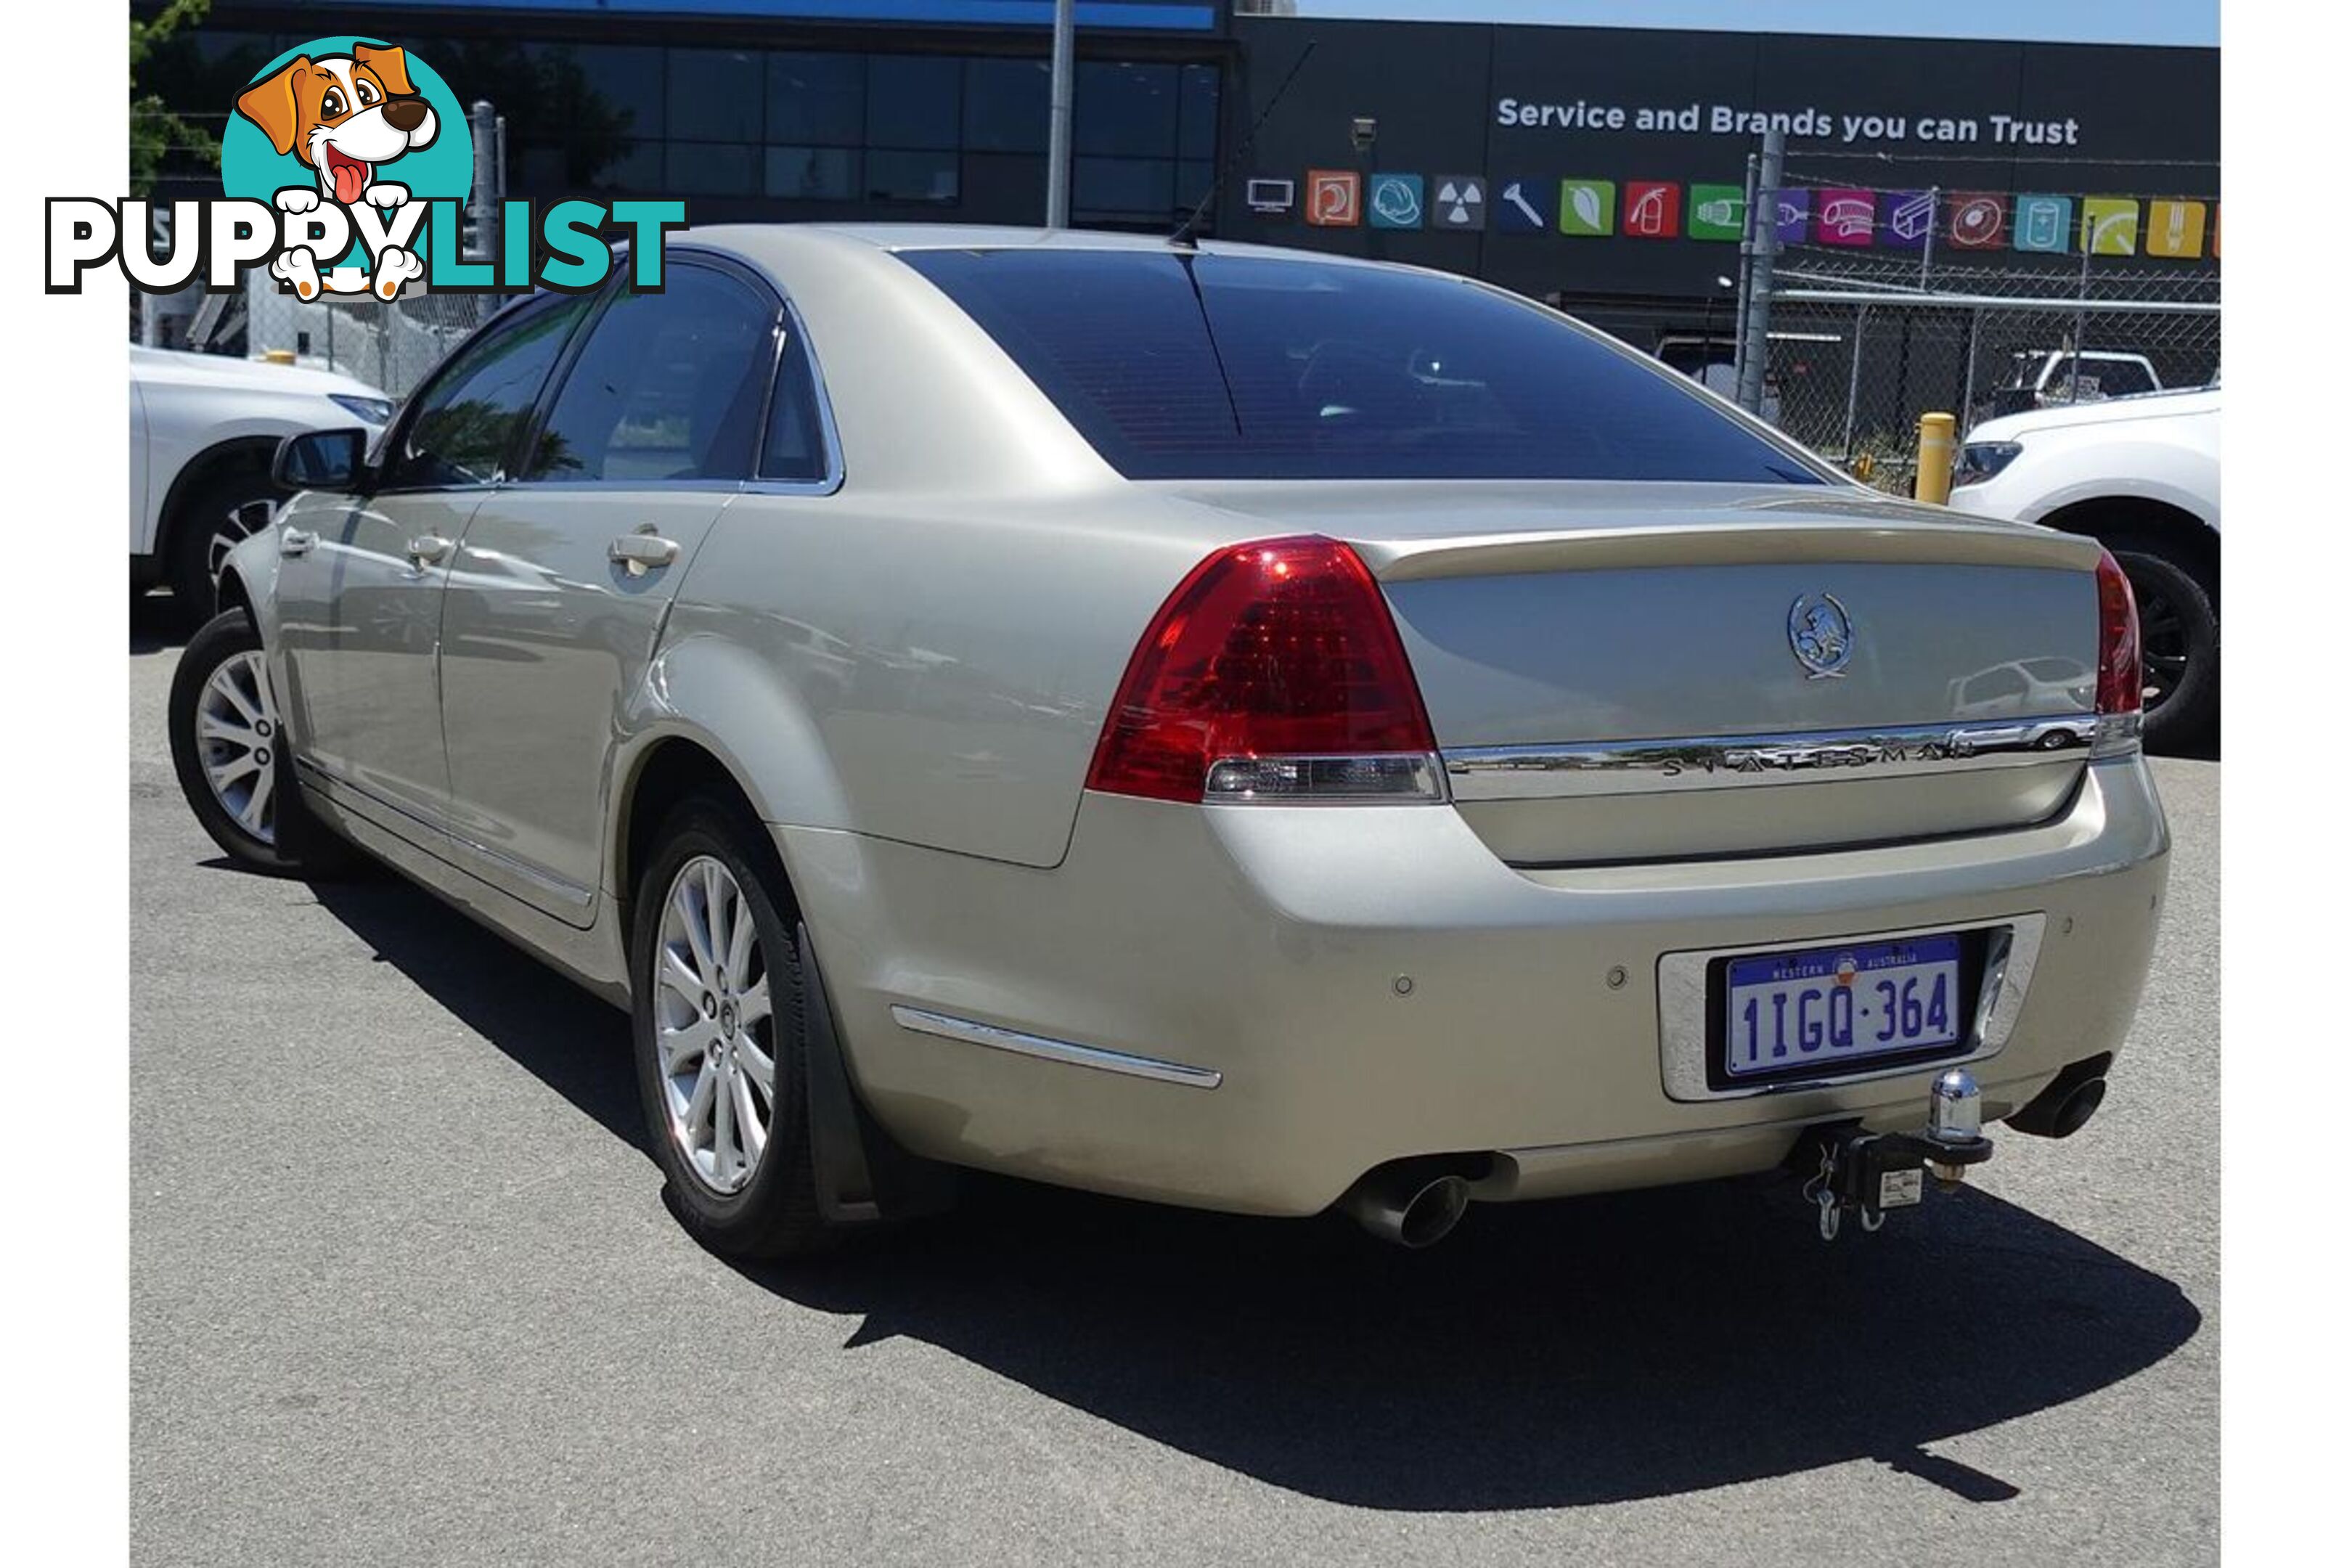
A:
386,294,591,491
520,266,778,484
758,323,830,483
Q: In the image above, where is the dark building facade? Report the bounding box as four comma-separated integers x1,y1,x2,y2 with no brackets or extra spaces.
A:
147,3,2218,349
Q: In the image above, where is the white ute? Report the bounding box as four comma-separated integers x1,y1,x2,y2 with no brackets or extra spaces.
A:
1948,384,2218,746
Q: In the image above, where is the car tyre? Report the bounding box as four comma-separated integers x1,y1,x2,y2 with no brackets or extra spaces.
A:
2113,548,2218,751
168,608,365,878
631,792,828,1259
168,470,283,626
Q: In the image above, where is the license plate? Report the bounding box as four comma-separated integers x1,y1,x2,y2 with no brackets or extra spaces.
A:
1723,934,1965,1079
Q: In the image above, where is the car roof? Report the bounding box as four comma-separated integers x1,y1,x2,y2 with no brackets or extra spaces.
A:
672,221,1409,275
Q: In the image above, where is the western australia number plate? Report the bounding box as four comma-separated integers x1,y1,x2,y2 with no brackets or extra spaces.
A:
1724,934,1964,1078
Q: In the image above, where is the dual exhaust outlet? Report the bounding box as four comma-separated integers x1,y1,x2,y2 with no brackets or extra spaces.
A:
1335,1055,2111,1250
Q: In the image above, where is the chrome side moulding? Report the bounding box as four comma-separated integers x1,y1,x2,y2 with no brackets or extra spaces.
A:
1446,716,2099,801
889,1006,1223,1090
1656,913,2047,1103
296,757,600,915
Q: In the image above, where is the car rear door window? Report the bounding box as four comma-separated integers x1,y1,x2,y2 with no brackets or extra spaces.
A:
387,293,590,490
521,265,779,483
899,248,1827,484
758,324,830,483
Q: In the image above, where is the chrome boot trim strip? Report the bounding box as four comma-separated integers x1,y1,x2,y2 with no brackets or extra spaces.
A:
889,1006,1223,1090
1445,716,2098,801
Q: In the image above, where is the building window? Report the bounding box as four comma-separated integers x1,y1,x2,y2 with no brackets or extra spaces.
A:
1077,62,1178,158
767,52,865,146
515,44,664,192
1177,159,1216,218
767,145,859,201
539,44,664,144
426,41,1214,223
1075,156,1175,221
665,142,758,197
965,57,1051,153
866,56,962,150
867,148,960,203
667,49,763,142
1178,64,1219,162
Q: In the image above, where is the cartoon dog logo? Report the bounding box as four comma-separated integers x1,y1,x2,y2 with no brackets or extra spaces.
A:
234,44,438,301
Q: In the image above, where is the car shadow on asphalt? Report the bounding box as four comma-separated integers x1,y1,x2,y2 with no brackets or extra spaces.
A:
133,592,189,653
306,870,2200,1513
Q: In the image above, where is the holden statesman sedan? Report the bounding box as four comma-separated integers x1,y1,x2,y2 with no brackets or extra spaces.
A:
170,226,2167,1255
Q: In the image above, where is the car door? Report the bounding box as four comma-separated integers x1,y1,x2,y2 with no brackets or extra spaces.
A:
436,261,789,923
275,293,592,838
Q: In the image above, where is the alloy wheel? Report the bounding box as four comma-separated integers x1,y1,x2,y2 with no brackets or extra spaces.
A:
206,499,277,591
195,650,279,845
2130,576,2190,714
653,855,776,1195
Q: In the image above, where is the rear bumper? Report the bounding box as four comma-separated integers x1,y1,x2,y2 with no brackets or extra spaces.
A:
782,756,2168,1216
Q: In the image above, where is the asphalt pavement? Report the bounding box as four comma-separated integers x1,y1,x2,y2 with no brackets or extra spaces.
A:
129,605,2218,1567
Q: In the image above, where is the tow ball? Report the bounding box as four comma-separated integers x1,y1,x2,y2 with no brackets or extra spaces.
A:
1797,1069,1994,1241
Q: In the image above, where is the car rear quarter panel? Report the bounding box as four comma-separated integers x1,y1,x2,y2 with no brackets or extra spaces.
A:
658,487,1222,867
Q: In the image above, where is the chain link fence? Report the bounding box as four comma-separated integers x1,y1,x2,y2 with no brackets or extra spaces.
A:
1749,177,2219,494
237,274,507,400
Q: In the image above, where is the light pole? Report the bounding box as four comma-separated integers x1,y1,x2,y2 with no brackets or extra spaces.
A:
1045,0,1074,227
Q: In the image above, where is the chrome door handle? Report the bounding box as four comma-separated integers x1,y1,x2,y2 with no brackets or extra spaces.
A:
406,534,453,566
279,527,316,557
608,532,679,576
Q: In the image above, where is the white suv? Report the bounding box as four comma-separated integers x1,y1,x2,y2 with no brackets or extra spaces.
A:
1948,385,2218,746
130,346,394,621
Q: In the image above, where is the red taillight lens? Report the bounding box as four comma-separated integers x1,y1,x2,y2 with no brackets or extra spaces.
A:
2094,548,2142,716
1085,535,1441,804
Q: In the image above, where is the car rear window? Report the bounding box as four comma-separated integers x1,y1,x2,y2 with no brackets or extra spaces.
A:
897,248,1825,484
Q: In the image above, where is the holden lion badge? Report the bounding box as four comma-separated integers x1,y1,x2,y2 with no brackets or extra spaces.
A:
1787,592,1855,678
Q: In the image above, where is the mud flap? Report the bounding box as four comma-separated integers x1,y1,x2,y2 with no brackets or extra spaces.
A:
799,920,956,1225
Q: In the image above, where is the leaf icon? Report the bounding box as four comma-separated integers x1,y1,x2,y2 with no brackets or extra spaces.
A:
1572,186,1603,229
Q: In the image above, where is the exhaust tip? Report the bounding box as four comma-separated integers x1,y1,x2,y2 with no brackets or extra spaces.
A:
1395,1176,1471,1249
1339,1160,1478,1248
2049,1077,2107,1138
2006,1053,2113,1140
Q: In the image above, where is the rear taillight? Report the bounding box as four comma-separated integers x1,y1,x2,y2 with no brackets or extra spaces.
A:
1085,535,1444,804
2092,547,2144,756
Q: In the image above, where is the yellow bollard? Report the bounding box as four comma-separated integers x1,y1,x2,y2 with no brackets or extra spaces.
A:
1914,412,1957,505
260,348,297,365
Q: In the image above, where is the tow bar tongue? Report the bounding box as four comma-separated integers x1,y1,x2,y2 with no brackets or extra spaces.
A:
1798,1068,1994,1241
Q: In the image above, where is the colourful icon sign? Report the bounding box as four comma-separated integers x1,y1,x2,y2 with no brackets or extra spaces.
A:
1689,183,1745,241
2081,197,2139,256
1816,189,1875,246
1432,176,1487,229
2145,199,2206,258
1879,190,1935,250
1494,177,1553,232
1244,177,1294,215
1947,192,2007,250
1306,170,1360,227
1622,181,1681,238
2013,194,2073,254
1774,189,1811,245
1368,172,1424,229
1557,179,1615,236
